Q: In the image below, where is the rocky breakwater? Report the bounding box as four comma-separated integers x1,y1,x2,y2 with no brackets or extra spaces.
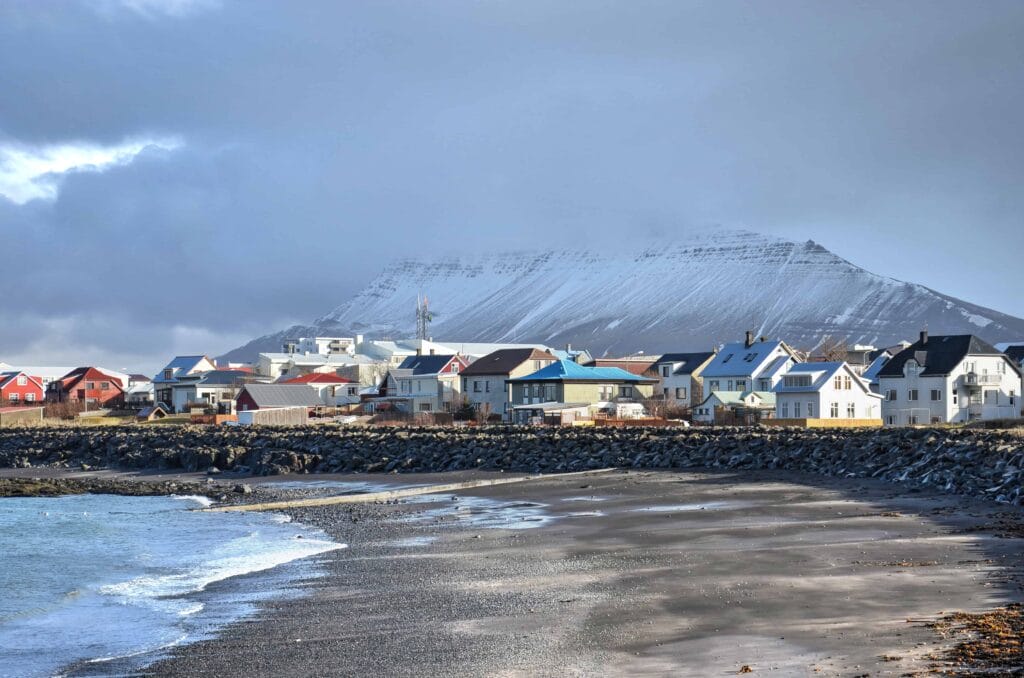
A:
0,425,1022,504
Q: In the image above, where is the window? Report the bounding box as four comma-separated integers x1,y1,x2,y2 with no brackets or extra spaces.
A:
735,379,747,391
473,381,482,393
843,376,852,390
784,375,812,388
544,384,556,401
709,380,720,390
909,414,919,425
675,387,687,400
758,379,771,391
1011,390,1017,407
830,402,839,418
485,381,490,393
930,389,942,401
348,387,358,396
908,389,918,401
16,375,26,386
662,365,671,377
26,393,35,402
9,393,18,402
86,382,95,390
663,388,669,397
726,380,734,390
887,415,896,425
885,389,897,401
743,352,757,362
807,402,814,417
781,402,789,417
100,382,109,391
847,403,855,418
953,390,958,405
599,385,614,400
419,403,432,412
620,386,633,399
833,376,842,390
164,369,173,380
984,389,997,404
794,402,801,417
722,354,734,363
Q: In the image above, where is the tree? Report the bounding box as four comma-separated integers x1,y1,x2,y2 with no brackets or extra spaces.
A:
817,334,848,362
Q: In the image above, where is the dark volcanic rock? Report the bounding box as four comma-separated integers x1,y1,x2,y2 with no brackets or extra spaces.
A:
0,425,1022,504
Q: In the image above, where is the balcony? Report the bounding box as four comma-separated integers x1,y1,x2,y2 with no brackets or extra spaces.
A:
963,372,1001,389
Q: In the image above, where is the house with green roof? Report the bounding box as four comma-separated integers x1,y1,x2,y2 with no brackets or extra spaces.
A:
506,360,657,424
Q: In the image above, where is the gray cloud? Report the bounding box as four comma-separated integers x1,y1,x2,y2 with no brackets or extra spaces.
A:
1,1,1023,370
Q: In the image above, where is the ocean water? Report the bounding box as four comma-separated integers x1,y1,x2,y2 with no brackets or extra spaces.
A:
0,493,344,678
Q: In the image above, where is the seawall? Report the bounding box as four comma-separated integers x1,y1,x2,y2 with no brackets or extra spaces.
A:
0,425,1021,504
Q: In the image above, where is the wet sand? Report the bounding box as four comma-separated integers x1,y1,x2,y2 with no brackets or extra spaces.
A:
81,468,1018,677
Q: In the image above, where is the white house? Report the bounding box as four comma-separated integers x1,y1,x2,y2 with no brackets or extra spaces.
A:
774,362,882,422
692,390,775,424
651,351,716,410
383,354,470,413
152,355,217,411
701,332,800,394
282,335,363,356
166,369,261,414
878,332,1022,426
281,372,360,407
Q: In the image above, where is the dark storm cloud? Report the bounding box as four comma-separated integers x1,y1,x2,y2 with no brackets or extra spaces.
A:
1,0,1023,370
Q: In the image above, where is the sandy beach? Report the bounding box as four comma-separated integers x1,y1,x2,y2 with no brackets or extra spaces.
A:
34,467,1016,677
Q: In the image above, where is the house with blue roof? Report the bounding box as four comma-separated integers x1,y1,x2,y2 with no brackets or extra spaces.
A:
774,361,882,424
152,355,216,411
702,332,800,394
506,359,657,424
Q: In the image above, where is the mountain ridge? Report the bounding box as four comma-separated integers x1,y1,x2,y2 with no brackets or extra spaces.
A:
221,230,1024,362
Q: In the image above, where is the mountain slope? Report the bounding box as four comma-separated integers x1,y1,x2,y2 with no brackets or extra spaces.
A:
222,230,1024,361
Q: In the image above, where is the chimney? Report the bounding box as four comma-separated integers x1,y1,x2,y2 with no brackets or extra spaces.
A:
920,330,928,345
759,335,768,343
566,343,572,353
745,331,754,348
416,348,421,356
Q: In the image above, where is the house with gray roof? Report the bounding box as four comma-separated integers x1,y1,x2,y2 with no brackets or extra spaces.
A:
382,354,470,414
702,332,800,396
878,331,1021,425
774,361,882,424
651,351,716,410
235,383,323,411
460,348,558,421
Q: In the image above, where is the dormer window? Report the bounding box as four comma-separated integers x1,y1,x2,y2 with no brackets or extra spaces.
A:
164,369,174,380
722,354,734,363
905,360,919,376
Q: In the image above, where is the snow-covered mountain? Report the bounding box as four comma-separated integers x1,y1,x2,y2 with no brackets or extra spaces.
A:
222,230,1024,361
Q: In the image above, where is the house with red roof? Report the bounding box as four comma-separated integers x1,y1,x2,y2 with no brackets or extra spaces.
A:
46,367,125,407
0,371,45,407
282,372,360,406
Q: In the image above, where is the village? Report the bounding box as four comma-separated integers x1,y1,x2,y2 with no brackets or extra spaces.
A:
1,320,1022,429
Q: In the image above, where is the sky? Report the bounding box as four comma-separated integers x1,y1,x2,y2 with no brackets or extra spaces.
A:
1,0,1023,374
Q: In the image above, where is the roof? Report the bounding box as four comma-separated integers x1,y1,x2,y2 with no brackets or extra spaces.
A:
0,371,44,390
195,369,257,386
460,348,556,376
396,354,460,375
153,355,211,384
1004,345,1024,365
701,390,776,407
862,353,890,383
57,367,125,391
654,352,716,376
509,359,656,383
128,374,151,382
282,373,353,384
584,358,658,376
701,339,795,379
877,334,1017,378
237,383,323,408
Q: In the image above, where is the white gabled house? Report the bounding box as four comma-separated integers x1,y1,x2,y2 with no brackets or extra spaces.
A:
878,332,1022,426
383,354,470,413
651,351,717,410
774,362,882,422
701,332,800,394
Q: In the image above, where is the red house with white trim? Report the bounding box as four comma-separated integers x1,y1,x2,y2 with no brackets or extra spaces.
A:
47,367,125,407
0,371,45,406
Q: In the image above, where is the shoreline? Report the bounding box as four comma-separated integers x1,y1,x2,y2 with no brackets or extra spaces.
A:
40,467,1019,677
